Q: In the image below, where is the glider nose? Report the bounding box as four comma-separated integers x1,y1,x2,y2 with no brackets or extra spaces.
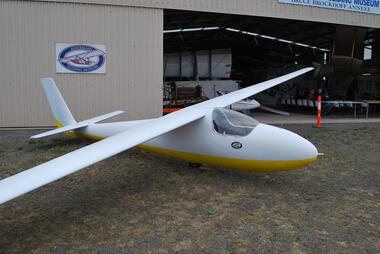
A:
273,126,318,161
251,124,318,171
293,132,318,160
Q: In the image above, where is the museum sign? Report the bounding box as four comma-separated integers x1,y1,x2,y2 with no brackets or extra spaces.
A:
279,0,380,15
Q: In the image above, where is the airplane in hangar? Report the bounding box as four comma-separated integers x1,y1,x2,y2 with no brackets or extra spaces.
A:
216,90,290,115
0,67,318,205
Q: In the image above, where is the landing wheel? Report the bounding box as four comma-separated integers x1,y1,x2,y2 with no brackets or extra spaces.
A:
188,162,202,168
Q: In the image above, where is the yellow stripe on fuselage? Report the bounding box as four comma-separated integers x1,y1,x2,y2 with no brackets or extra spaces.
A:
54,119,317,173
138,144,317,173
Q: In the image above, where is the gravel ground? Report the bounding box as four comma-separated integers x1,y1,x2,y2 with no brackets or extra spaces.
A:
0,123,379,254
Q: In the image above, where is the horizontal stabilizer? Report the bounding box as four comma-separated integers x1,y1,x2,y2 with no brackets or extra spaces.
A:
31,110,124,139
79,110,124,125
31,122,89,139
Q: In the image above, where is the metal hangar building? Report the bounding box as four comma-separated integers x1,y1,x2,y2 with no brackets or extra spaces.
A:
0,0,379,127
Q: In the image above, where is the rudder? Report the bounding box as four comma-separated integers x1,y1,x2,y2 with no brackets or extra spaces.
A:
40,78,76,126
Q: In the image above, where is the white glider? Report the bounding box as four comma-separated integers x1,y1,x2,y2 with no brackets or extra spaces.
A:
0,67,317,204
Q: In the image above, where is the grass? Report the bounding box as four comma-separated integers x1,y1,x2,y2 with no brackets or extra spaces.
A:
28,139,46,145
0,142,8,153
0,126,379,253
49,146,70,154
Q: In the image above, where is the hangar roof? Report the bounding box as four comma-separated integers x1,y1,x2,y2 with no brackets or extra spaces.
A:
164,10,379,52
32,0,380,29
164,10,336,51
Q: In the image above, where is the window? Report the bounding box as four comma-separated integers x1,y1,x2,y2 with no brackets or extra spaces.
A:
212,108,259,137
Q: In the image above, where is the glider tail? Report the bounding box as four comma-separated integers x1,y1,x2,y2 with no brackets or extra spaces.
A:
40,78,76,127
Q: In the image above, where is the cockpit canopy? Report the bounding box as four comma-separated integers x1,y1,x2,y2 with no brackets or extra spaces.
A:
212,108,259,137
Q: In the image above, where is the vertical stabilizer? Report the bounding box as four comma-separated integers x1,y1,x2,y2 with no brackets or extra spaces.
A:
40,78,76,126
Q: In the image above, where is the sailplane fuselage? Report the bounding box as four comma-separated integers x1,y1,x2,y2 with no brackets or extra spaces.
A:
64,110,318,173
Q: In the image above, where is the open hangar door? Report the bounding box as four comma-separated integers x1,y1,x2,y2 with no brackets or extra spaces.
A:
163,9,380,117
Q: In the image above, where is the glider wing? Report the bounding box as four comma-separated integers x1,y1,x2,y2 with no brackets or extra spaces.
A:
260,105,290,116
0,108,205,204
192,67,313,109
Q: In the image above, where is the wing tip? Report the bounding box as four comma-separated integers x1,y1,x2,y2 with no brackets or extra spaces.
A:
303,67,314,72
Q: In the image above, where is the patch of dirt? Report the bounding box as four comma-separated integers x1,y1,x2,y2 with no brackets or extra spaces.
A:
0,124,379,254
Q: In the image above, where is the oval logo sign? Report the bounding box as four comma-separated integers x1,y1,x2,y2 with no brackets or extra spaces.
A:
58,45,106,73
231,142,242,149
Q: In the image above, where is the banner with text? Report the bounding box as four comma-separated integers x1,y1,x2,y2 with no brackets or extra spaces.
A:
279,0,380,15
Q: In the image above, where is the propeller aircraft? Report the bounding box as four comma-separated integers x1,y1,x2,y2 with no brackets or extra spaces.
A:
0,67,318,205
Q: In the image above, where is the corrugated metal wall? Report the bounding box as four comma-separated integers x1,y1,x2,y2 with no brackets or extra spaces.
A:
0,1,163,127
35,0,380,28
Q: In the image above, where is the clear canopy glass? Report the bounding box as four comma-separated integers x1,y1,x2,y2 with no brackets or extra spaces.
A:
212,108,259,137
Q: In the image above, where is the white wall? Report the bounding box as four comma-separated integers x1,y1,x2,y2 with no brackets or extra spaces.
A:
0,1,163,127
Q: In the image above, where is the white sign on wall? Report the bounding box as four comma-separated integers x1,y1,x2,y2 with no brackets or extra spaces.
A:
56,43,106,74
279,0,380,15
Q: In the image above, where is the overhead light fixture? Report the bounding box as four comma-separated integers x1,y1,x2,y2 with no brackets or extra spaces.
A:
164,27,220,33
164,26,330,52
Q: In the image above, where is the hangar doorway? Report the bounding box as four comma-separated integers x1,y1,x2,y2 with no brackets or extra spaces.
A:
163,10,380,118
